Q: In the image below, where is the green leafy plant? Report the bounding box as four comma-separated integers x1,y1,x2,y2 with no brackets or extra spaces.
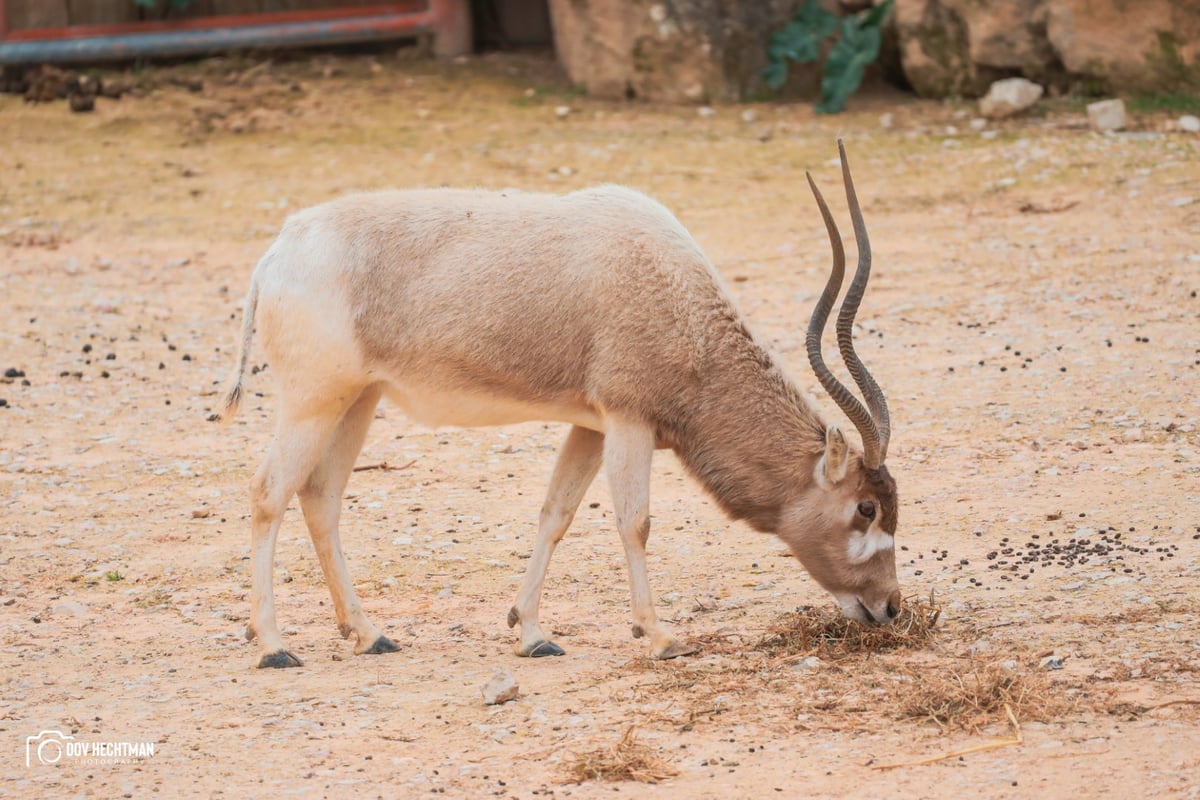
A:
764,0,894,114
104,570,124,582
133,0,193,9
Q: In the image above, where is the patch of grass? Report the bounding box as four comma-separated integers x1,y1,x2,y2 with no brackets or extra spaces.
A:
564,727,678,784
755,592,941,659
1127,93,1200,114
104,570,124,582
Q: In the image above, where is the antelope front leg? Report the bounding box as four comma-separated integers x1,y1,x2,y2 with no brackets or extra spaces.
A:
509,425,603,657
604,418,696,660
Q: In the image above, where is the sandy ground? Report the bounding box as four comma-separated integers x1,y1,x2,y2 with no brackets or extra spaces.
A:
1,51,1198,799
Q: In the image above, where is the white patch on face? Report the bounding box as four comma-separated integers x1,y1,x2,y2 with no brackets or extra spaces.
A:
835,594,867,621
846,528,894,564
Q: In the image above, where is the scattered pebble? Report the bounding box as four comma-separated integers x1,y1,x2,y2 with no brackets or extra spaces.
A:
1087,99,1126,132
481,669,519,705
979,78,1043,118
1179,114,1200,133
1120,428,1144,443
791,656,822,672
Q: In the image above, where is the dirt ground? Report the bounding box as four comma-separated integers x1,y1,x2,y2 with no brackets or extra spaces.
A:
1,50,1198,799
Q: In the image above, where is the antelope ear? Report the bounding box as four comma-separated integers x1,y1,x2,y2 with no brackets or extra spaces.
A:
817,425,849,486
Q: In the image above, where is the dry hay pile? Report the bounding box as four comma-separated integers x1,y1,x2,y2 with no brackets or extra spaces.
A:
563,727,678,784
753,596,1077,732
591,594,1097,782
895,661,1075,733
755,593,942,660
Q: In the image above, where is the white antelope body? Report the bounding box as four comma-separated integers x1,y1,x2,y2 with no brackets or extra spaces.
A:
222,141,901,669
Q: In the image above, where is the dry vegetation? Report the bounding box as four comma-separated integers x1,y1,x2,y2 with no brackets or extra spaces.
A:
756,593,942,659
564,727,679,784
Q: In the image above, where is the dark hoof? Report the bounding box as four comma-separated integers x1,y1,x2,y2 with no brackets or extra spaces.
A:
363,635,401,655
654,641,699,660
518,639,565,658
258,650,303,669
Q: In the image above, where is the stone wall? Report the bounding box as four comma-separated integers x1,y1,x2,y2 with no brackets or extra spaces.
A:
895,0,1200,98
549,0,1200,103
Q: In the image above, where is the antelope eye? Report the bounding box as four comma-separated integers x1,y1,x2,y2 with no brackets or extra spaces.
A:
857,501,876,520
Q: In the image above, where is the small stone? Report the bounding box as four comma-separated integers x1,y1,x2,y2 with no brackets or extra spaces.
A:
697,106,716,118
879,112,894,129
1087,99,1126,132
740,108,758,123
53,600,88,619
1041,655,1065,670
791,656,822,671
979,78,1043,118
481,669,519,705
1178,115,1200,133
1120,427,1144,443
554,105,571,119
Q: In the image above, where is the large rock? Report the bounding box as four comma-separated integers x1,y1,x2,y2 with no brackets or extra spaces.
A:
548,0,1200,103
548,0,810,103
895,0,1200,97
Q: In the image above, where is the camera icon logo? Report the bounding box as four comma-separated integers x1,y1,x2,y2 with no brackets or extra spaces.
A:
26,730,74,767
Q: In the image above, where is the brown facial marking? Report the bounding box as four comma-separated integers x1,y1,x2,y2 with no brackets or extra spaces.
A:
863,464,898,535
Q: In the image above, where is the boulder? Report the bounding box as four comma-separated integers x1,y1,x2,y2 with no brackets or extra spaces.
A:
548,0,815,103
546,0,1200,102
978,77,1044,118
894,0,1200,97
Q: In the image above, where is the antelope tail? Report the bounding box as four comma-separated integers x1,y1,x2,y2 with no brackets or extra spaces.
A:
220,279,260,424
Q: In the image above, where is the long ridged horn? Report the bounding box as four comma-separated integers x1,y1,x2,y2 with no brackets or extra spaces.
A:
805,170,883,469
833,140,891,464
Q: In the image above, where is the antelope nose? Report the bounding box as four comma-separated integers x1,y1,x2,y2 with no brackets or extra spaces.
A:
885,590,902,621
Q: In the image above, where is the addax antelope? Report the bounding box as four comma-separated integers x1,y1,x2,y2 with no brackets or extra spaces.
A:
221,141,900,668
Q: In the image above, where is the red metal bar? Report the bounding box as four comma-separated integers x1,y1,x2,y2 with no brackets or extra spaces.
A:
0,3,426,42
0,1,471,64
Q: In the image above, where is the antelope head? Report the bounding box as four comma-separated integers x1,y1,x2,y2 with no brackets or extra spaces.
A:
781,141,901,625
